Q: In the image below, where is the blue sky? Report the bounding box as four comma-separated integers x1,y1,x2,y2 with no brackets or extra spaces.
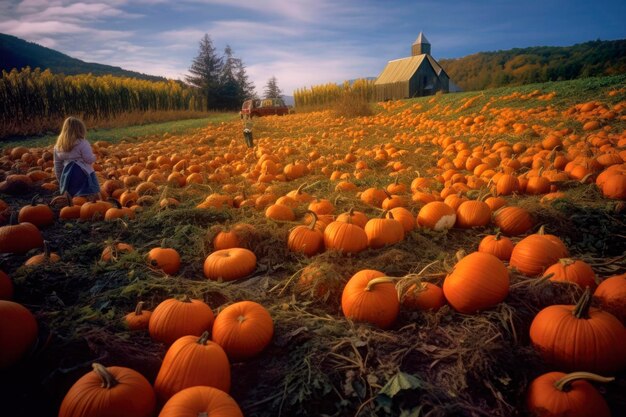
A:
1,0,625,95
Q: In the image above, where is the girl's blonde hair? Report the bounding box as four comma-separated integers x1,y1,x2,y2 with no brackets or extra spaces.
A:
56,117,86,152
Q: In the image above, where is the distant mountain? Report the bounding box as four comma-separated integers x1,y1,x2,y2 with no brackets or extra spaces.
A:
0,33,167,81
439,39,626,91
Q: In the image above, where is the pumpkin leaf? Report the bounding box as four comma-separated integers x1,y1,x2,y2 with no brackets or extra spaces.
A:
378,372,424,398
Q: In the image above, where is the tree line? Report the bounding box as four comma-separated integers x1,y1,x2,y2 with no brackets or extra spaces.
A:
440,39,626,91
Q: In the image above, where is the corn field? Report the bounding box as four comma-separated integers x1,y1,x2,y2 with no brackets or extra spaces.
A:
294,78,376,109
0,67,206,138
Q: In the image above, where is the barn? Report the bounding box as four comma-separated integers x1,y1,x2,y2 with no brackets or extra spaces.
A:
375,33,458,101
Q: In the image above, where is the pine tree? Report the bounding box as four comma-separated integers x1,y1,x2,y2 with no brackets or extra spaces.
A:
263,76,282,99
186,34,223,110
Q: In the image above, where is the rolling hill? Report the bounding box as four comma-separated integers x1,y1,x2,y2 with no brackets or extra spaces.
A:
0,33,166,81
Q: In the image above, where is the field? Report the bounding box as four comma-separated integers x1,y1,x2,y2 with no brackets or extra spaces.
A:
1,75,625,417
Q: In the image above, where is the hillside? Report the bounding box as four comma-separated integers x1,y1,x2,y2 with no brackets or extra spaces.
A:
0,33,166,81
440,39,626,91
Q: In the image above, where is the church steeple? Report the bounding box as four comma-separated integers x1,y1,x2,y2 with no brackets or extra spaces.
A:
412,32,431,56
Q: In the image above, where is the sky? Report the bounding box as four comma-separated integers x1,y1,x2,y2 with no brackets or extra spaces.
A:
1,0,625,96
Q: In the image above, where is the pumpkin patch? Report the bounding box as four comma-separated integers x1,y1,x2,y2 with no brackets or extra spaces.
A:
1,77,625,417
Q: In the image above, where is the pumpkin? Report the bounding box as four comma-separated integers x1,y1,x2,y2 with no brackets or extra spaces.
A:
495,173,519,196
147,246,181,275
594,273,626,324
544,258,597,289
484,196,507,212
359,187,387,207
526,372,613,417
154,331,231,404
416,201,456,231
364,211,404,249
203,248,257,281
510,233,566,276
101,242,134,262
104,199,135,221
335,208,368,228
18,195,54,227
149,296,215,345
0,300,38,368
24,240,61,266
285,183,313,203
525,175,551,195
0,270,13,300
402,282,446,311
323,219,368,254
159,386,243,417
478,233,514,261
59,194,82,220
124,301,152,331
287,211,324,256
59,363,156,417
443,252,509,313
213,229,241,250
529,289,626,373
493,206,533,236
79,200,113,221
0,215,44,254
341,270,399,329
308,198,334,215
212,301,274,361
601,173,626,199
264,202,295,221
455,200,491,228
386,207,415,232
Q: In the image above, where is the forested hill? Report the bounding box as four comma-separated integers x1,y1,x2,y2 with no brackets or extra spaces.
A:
440,39,626,91
0,33,166,81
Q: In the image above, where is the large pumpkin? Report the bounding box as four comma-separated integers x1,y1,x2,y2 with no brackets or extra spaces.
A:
416,201,456,231
594,273,626,324
0,218,44,254
526,371,613,417
443,252,509,313
493,206,533,236
0,300,38,368
510,233,566,276
323,220,368,255
59,363,156,417
154,332,231,404
341,269,399,329
363,212,404,249
149,297,215,345
212,301,274,361
455,200,491,228
287,211,324,256
529,289,626,374
478,233,514,261
18,195,55,227
543,258,597,289
203,248,257,281
159,386,243,417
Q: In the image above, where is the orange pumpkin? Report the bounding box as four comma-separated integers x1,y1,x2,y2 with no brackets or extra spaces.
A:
341,270,399,329
323,220,368,255
101,242,134,262
59,363,156,417
493,206,533,236
455,200,491,228
386,207,415,232
510,233,567,276
593,273,626,324
335,208,368,229
416,201,456,231
154,331,231,404
148,297,215,345
147,247,181,275
543,259,597,289
124,301,152,331
526,372,613,417
212,301,274,361
443,252,509,313
478,233,514,261
0,217,44,254
18,195,55,227
159,386,243,417
0,300,38,369
529,289,626,374
364,212,404,249
203,248,257,281
402,282,446,311
287,211,324,256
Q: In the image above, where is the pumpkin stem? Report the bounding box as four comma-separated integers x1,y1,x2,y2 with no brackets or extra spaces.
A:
92,363,119,389
580,173,594,184
537,225,546,235
416,260,440,276
559,258,575,267
365,276,396,291
182,294,192,303
296,183,307,194
554,372,614,392
393,175,400,186
134,301,145,316
65,193,73,207
383,189,392,200
380,210,389,219
455,249,467,262
43,240,51,259
305,210,318,231
494,232,502,241
108,198,122,209
30,194,40,206
197,331,210,345
9,211,17,225
572,288,592,319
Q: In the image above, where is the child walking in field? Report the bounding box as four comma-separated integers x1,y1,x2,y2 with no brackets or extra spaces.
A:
53,116,101,198
242,114,254,148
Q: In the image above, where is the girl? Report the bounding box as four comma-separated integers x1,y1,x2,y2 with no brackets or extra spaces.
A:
53,116,101,198
242,114,254,148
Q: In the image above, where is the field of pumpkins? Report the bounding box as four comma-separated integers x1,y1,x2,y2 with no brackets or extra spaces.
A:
1,76,625,417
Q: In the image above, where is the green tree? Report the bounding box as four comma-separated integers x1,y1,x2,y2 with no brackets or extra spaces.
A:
263,76,282,99
186,34,223,110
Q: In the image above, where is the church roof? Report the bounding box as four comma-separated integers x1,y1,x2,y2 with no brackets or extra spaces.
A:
413,31,430,45
374,55,428,84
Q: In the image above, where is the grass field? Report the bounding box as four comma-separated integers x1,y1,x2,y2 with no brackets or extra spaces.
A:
0,75,625,417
